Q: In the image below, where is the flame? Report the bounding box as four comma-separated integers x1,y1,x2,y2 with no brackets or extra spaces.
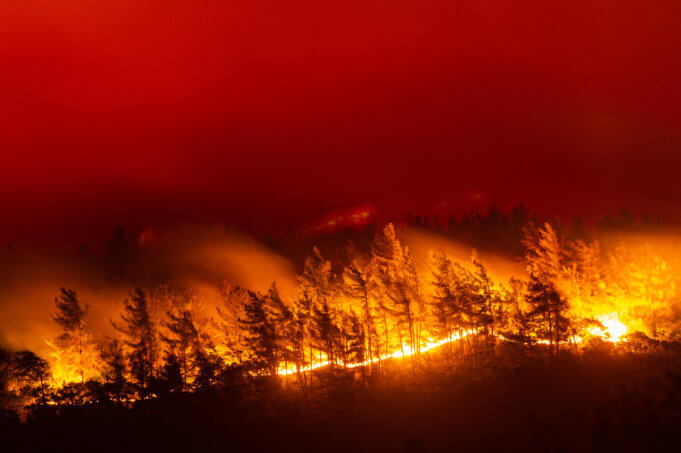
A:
277,314,632,376
278,329,477,376
587,313,628,343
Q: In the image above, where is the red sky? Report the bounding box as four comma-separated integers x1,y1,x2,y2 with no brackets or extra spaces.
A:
2,1,681,245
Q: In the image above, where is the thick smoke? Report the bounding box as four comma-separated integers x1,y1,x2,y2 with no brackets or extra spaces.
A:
0,225,296,357
401,228,525,284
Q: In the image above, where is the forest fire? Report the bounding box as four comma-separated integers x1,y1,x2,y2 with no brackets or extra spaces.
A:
4,0,681,449
3,211,681,451
3,217,678,404
587,313,628,343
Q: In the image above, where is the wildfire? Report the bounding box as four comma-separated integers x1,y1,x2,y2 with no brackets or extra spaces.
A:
6,219,679,411
588,313,628,343
277,330,477,376
277,318,631,377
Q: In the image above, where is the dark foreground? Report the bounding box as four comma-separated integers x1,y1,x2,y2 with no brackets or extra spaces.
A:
3,349,681,452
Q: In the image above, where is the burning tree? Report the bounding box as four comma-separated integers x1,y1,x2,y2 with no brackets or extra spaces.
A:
371,224,425,368
309,299,344,369
523,224,570,353
11,211,681,418
428,249,459,360
112,288,159,390
10,350,50,404
292,247,337,373
343,246,379,370
49,288,102,384
158,287,221,390
100,338,130,401
263,283,297,377
239,290,280,376
215,284,250,365
611,245,680,340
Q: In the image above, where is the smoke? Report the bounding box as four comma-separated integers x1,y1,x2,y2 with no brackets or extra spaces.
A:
4,220,681,359
0,225,296,357
400,227,525,284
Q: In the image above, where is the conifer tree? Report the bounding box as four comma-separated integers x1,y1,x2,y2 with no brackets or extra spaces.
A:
162,309,199,387
239,291,278,376
10,350,50,403
523,224,570,353
50,288,101,384
99,338,128,402
309,299,343,368
371,224,423,367
499,277,533,347
158,351,183,393
293,247,336,370
216,284,250,364
343,249,378,369
344,310,366,368
112,288,158,389
101,338,126,386
448,261,480,360
525,275,569,353
428,249,458,359
263,283,296,374
471,258,498,357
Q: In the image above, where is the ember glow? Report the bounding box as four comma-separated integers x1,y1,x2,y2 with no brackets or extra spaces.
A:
587,314,628,343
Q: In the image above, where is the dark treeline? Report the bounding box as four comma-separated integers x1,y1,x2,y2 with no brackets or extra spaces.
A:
270,205,667,270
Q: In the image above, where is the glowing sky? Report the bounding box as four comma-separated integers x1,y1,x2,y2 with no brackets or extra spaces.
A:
2,1,681,245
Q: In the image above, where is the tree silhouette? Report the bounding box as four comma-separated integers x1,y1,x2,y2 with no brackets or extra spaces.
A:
523,223,570,354
239,291,279,376
112,288,158,389
10,350,50,403
309,299,343,369
343,247,378,371
428,249,458,360
158,351,183,393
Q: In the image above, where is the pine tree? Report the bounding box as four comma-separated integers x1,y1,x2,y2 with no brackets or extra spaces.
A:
263,283,295,374
49,288,101,384
470,258,498,357
428,249,458,359
371,224,423,367
193,349,222,390
162,309,199,388
448,261,479,360
343,250,378,370
239,291,278,376
309,299,343,368
525,275,569,353
523,223,570,354
344,310,366,368
499,277,533,348
158,351,183,393
216,284,250,364
101,338,126,385
112,288,158,389
100,338,127,402
10,350,50,403
292,247,336,372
